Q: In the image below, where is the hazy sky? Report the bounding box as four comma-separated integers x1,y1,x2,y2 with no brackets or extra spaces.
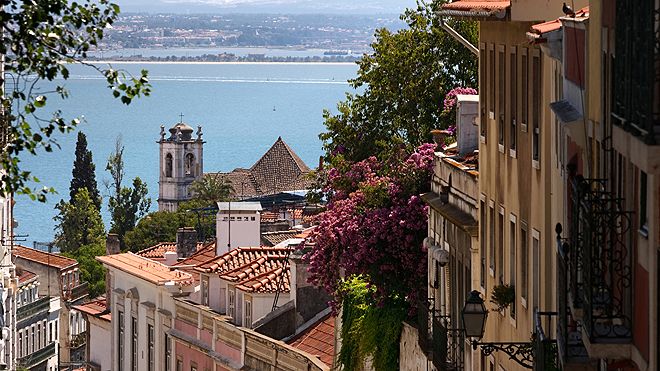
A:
112,0,419,14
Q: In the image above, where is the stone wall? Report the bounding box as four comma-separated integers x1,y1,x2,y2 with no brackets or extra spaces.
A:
399,322,434,371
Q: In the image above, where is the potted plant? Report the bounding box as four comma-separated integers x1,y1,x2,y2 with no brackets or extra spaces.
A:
490,284,515,312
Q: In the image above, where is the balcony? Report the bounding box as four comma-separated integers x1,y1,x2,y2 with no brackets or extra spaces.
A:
534,312,559,370
415,302,464,371
17,341,56,369
70,331,87,349
16,296,50,322
64,282,89,302
561,176,634,359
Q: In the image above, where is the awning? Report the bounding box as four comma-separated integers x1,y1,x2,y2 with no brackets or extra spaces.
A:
550,100,586,145
421,192,478,237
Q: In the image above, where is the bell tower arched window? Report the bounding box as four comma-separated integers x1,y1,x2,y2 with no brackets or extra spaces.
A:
165,153,173,178
185,153,195,176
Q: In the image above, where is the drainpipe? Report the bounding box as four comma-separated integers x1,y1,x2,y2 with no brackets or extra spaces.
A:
438,17,478,56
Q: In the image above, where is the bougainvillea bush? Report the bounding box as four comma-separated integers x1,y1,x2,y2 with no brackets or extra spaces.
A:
306,143,436,309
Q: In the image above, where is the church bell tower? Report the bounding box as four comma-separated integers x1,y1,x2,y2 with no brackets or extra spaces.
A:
157,118,204,212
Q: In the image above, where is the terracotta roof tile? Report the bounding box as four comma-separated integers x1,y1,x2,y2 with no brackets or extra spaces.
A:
288,314,336,366
137,241,206,260
74,297,111,322
196,246,292,293
13,245,77,270
97,253,194,286
261,230,299,246
530,6,589,35
206,137,312,199
17,268,37,284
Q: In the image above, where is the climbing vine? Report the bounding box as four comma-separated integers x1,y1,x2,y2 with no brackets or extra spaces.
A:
338,276,407,371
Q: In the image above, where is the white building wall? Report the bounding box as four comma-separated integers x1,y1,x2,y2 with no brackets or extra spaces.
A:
88,318,111,370
216,210,261,255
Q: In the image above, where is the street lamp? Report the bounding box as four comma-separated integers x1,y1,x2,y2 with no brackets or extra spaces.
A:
461,290,535,369
462,290,488,339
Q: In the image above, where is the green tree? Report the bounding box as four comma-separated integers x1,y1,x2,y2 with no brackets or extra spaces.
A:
0,0,151,201
106,138,151,250
70,132,101,210
123,211,197,252
319,0,478,162
53,188,105,254
62,242,106,298
189,174,234,206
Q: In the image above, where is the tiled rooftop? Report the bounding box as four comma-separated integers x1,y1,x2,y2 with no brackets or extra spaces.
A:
137,241,206,260
261,230,300,246
530,6,589,36
16,268,37,285
288,314,336,367
97,253,194,286
195,246,292,293
13,245,78,270
74,297,111,322
207,137,312,198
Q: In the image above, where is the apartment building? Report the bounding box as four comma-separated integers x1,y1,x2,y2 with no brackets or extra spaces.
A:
13,246,89,369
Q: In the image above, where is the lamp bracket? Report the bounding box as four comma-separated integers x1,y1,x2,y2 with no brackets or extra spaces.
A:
471,340,534,369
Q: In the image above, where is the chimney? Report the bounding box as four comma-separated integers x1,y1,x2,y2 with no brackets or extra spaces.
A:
163,251,178,266
289,242,332,327
455,94,479,156
176,227,197,258
105,234,120,308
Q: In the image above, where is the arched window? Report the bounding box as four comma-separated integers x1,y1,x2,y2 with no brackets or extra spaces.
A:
185,153,195,176
165,153,173,178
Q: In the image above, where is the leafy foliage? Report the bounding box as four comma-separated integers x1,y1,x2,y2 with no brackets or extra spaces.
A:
319,1,478,162
0,0,151,201
490,284,516,312
307,144,435,308
106,138,151,250
70,132,101,210
123,211,198,253
189,174,234,205
53,188,105,254
338,276,407,371
63,242,106,298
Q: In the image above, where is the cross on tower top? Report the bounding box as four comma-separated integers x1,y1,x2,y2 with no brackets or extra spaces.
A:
179,113,184,123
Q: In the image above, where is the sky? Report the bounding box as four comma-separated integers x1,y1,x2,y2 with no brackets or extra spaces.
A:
112,0,419,14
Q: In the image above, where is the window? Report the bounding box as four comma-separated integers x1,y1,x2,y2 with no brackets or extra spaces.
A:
191,363,198,371
498,208,504,283
228,289,235,320
489,205,495,274
165,153,173,178
480,43,488,139
50,322,53,343
498,46,505,147
18,331,22,358
118,311,124,371
165,334,172,371
522,49,528,127
509,215,516,319
480,200,487,289
510,48,517,151
148,324,154,371
489,45,495,115
176,359,183,371
201,276,209,306
532,54,541,163
244,300,252,328
640,170,648,235
131,317,138,371
520,224,528,304
185,153,195,176
532,231,540,309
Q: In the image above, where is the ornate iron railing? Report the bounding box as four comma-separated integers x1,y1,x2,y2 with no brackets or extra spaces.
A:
534,311,559,371
65,282,89,302
17,341,56,368
70,331,87,349
612,0,659,144
570,176,634,342
415,301,465,371
556,242,589,363
16,296,50,322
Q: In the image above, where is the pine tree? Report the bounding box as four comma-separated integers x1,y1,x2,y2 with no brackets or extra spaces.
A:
70,132,102,210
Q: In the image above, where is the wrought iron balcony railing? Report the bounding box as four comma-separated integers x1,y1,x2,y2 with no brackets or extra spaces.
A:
16,296,50,322
70,331,87,349
64,282,89,302
556,245,589,364
415,302,464,371
567,176,634,343
17,341,56,368
534,311,559,371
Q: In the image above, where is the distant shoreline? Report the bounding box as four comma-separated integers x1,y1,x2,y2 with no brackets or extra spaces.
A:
84,60,357,66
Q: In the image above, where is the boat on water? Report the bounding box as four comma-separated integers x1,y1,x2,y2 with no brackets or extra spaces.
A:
323,50,351,56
